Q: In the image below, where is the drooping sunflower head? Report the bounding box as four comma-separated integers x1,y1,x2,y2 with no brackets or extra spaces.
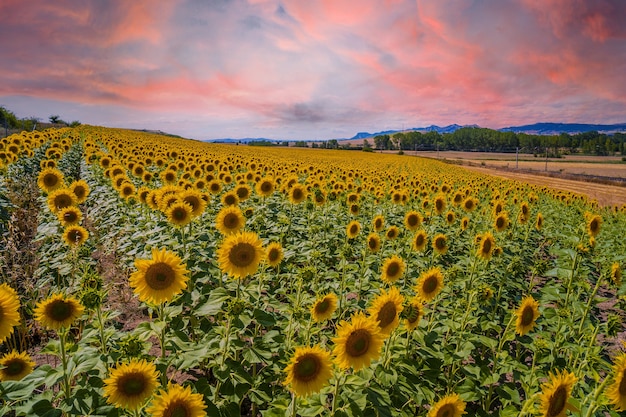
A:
515,296,540,336
34,293,85,331
381,255,405,284
265,242,284,268
611,262,622,287
130,248,189,304
404,210,422,231
536,212,544,231
145,383,207,417
586,213,602,237
283,345,334,397
37,167,65,193
0,350,35,382
385,226,400,241
368,286,404,336
494,212,509,232
217,231,265,279
432,233,448,255
415,267,444,302
311,293,338,322
538,369,577,417
62,225,89,247
403,297,424,331
332,312,384,371
70,180,90,204
427,393,466,417
346,220,361,239
477,232,496,260
103,359,160,410
412,230,428,252
0,284,21,344
366,233,381,253
47,188,77,213
57,206,83,227
372,215,385,232
608,353,626,411
215,206,246,235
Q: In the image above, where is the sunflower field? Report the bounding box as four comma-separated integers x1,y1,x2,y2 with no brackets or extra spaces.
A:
1,126,626,417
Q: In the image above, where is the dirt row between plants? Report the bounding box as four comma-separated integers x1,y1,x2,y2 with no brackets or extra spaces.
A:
461,165,626,208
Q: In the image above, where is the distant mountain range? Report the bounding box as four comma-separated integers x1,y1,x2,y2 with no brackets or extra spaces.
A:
205,122,626,143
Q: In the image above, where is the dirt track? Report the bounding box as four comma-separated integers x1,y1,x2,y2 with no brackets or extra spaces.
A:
462,165,626,208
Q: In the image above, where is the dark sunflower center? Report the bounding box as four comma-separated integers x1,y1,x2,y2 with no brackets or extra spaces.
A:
368,238,378,250
377,302,397,328
224,213,240,229
437,404,456,417
165,401,191,417
173,207,187,220
521,306,534,326
436,201,443,211
55,195,73,209
145,263,175,290
268,248,280,262
123,187,133,196
435,238,446,249
293,189,303,200
5,359,25,376
315,299,330,314
406,305,420,324
496,218,505,228
447,214,453,222
350,225,358,235
619,371,626,395
43,174,58,187
119,373,147,396
547,386,567,417
184,198,199,210
69,230,83,242
590,220,599,233
294,354,321,382
482,239,492,254
345,329,371,357
407,215,418,227
415,235,425,246
375,219,383,229
386,262,400,278
229,243,254,268
387,230,396,239
423,276,438,294
465,201,474,210
64,212,78,222
261,182,272,192
74,187,86,200
224,195,237,205
46,300,73,322
211,184,220,192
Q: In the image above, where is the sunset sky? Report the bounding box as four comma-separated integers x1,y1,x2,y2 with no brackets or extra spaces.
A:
1,0,625,140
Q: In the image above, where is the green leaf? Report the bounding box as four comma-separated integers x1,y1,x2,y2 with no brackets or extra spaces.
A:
196,287,231,316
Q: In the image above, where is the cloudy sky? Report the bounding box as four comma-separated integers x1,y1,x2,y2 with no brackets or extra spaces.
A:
1,0,625,140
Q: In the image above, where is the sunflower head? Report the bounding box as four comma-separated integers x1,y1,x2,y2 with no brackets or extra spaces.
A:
427,393,466,417
166,202,193,227
434,195,446,215
608,353,626,411
536,212,544,231
460,216,469,231
289,184,308,205
103,359,160,410
0,350,35,382
515,296,540,336
366,233,381,253
62,225,89,247
477,232,495,260
385,226,399,240
346,220,361,239
432,233,448,255
445,210,455,225
47,188,77,213
284,345,333,397
215,206,246,235
494,212,509,232
404,210,422,231
38,168,65,193
381,255,405,284
415,267,444,302
217,231,265,279
368,287,404,336
145,383,207,417
332,312,384,371
180,189,206,217
70,180,90,204
221,191,239,207
256,178,275,197
372,215,385,232
311,293,338,322
130,248,189,304
265,242,284,268
586,213,602,237
462,197,477,212
0,284,21,343
412,230,428,252
34,293,85,331
611,263,622,287
58,206,83,227
538,369,577,417
403,297,424,331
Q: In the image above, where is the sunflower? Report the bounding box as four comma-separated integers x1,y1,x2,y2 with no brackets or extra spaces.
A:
404,297,424,331
381,255,405,284
346,220,361,239
494,212,509,232
289,184,308,205
587,214,602,237
385,226,399,240
256,177,275,197
166,201,193,227
103,359,160,410
415,267,444,302
130,248,189,304
221,191,239,207
47,188,77,213
607,353,626,411
62,225,89,246
434,195,446,215
217,231,265,279
161,169,178,185
215,206,246,235
207,180,222,195
332,312,384,371
538,369,577,417
445,210,456,225
412,230,428,252
234,184,252,201
460,216,469,231
57,206,83,227
0,284,21,344
432,233,448,255
477,232,496,260
368,287,404,336
265,242,284,268
145,383,207,417
70,180,90,204
372,215,385,232
311,293,338,322
37,167,65,193
515,296,540,336
462,197,477,212
536,212,544,231
180,189,206,218
404,211,422,231
284,345,333,397
427,393,466,417
0,351,35,382
611,262,622,287
34,293,84,330
366,233,381,253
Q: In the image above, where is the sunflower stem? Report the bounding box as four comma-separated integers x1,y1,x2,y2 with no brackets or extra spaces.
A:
289,392,297,417
157,303,167,360
582,375,611,417
576,273,603,337
58,327,72,401
330,373,344,416
96,304,107,355
484,314,515,410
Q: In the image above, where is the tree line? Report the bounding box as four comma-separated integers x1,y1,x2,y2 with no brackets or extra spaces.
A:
373,127,626,156
1,106,80,137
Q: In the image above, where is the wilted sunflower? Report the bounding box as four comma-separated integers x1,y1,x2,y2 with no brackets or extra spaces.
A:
432,233,448,255
412,230,428,252
217,231,265,279
284,345,333,397
0,350,35,382
103,359,159,410
265,242,284,268
536,212,544,231
145,383,207,417
34,293,84,331
515,296,540,336
69,180,90,204
289,184,308,205
255,177,275,197
381,255,405,284
538,369,577,417
37,167,65,193
346,220,361,239
215,206,246,235
587,214,602,237
368,287,404,336
404,210,422,231
385,226,400,240
607,353,626,411
130,248,189,304
427,393,466,417
372,215,385,232
404,297,424,331
311,293,338,322
494,212,509,232
332,312,384,371
415,267,444,302
47,188,77,213
477,232,496,260
0,284,21,344
366,233,381,253
611,262,622,287
166,201,193,227
62,225,89,246
57,206,82,227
